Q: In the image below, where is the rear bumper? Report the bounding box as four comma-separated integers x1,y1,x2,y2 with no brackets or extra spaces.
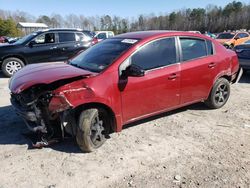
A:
238,58,250,70
232,67,243,84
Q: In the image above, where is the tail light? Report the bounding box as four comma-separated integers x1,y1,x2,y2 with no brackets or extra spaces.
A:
92,37,98,45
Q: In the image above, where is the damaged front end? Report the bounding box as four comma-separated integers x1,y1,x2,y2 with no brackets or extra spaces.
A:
10,77,84,147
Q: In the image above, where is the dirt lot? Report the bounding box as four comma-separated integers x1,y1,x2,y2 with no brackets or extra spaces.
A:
0,71,250,188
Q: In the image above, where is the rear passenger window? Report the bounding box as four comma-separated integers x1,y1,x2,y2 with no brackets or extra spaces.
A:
180,38,207,61
131,37,177,70
58,33,75,42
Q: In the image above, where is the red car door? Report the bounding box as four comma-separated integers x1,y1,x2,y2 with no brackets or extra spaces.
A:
179,37,218,104
120,37,181,123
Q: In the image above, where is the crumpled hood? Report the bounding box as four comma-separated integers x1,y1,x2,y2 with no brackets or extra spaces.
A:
9,62,96,94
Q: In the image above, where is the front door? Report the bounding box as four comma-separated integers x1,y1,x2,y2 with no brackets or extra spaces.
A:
25,32,59,63
120,37,181,123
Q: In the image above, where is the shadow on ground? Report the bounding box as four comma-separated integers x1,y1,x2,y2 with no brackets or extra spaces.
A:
0,105,82,153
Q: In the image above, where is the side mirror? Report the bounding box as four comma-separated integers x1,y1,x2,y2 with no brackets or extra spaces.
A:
123,64,145,77
28,41,36,47
234,36,240,40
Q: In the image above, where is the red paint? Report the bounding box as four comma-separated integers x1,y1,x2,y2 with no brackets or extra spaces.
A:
10,31,240,132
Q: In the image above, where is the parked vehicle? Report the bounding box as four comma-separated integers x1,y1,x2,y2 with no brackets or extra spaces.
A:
0,28,94,77
234,40,250,70
216,31,250,49
94,31,114,42
9,31,242,152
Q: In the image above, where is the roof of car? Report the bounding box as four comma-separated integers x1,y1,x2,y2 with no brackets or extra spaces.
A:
38,28,89,32
114,30,203,40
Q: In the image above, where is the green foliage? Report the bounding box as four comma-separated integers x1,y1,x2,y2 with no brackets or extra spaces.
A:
0,18,22,37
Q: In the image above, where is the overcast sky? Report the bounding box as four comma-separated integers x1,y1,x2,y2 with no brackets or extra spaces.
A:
1,0,250,17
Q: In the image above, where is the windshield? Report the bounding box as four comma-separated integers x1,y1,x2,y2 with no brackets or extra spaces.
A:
216,33,234,39
14,32,38,45
69,38,139,73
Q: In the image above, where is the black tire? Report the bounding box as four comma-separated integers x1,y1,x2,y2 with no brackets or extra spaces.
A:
76,108,109,152
1,57,25,77
205,78,230,109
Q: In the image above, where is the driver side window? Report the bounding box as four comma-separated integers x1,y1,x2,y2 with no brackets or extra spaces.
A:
34,33,55,44
131,37,177,70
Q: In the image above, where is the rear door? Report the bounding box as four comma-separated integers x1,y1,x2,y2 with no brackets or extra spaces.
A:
179,37,218,104
57,32,89,61
120,37,181,123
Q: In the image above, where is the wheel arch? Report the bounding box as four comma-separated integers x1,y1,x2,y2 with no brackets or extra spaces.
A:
206,74,231,100
2,54,27,65
73,102,117,133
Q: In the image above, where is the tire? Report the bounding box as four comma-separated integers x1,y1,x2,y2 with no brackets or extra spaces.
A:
76,108,109,152
205,78,230,109
1,57,25,77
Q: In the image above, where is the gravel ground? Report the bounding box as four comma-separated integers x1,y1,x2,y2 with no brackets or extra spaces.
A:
0,71,250,188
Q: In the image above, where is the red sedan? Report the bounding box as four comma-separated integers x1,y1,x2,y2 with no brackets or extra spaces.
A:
9,31,242,152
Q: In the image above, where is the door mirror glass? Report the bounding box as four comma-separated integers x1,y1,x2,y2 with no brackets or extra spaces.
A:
124,64,145,77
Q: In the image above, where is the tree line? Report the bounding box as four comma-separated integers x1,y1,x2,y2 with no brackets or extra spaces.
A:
0,1,249,37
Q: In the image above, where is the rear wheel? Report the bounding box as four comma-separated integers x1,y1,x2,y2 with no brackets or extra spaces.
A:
205,78,230,109
76,108,110,152
1,57,25,77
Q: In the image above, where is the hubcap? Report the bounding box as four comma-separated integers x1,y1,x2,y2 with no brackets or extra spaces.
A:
90,116,105,146
214,83,228,105
6,61,22,75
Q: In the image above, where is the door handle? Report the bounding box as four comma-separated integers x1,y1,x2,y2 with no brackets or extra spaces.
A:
50,46,57,50
208,62,216,68
168,73,178,80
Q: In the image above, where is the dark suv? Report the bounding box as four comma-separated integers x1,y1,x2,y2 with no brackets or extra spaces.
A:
0,29,94,77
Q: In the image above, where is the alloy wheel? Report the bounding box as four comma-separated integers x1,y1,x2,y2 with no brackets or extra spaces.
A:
90,115,105,147
214,83,229,106
5,60,22,75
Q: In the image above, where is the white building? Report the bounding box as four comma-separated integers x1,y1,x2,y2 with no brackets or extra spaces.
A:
17,22,48,35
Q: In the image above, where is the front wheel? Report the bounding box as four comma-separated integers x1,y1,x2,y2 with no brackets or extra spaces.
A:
205,78,230,109
76,108,109,152
1,57,25,77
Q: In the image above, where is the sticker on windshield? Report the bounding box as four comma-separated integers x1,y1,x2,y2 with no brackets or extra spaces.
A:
121,39,138,44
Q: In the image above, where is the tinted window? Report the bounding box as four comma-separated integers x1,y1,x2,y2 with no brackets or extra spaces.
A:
216,33,234,39
97,33,107,39
180,38,207,61
131,38,176,70
206,40,214,55
58,32,75,42
69,38,137,72
34,33,55,44
239,33,249,38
